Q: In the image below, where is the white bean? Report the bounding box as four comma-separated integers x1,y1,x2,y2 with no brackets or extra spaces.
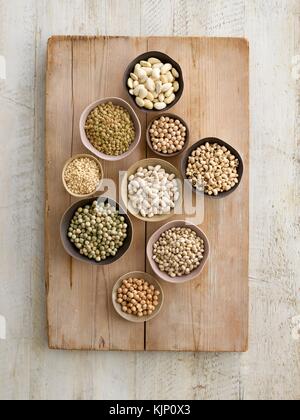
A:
164,93,175,104
136,97,145,107
161,63,172,75
154,102,167,110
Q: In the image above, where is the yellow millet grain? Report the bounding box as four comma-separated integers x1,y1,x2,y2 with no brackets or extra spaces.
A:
64,157,101,195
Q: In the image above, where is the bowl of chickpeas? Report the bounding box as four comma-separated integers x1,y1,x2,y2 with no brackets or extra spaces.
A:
112,271,164,323
146,114,189,157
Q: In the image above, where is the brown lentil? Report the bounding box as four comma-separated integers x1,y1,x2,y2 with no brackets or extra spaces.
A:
85,102,135,156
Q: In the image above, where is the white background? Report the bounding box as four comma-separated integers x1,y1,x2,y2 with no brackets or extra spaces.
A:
0,0,299,400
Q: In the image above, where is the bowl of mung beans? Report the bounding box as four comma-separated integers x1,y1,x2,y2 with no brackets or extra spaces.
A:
80,97,141,161
181,137,244,198
112,271,164,323
60,196,133,266
147,220,210,283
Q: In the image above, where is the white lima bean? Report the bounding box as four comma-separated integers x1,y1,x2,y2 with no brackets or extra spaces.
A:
127,57,180,109
128,165,180,218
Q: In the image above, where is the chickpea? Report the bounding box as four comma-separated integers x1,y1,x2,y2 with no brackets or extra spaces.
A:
149,116,187,155
116,277,161,318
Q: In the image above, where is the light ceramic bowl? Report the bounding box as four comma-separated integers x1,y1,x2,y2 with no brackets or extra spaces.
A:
79,97,142,161
60,196,133,266
120,158,183,223
124,51,184,113
62,154,103,198
146,113,190,158
112,271,164,323
147,220,210,284
181,137,244,199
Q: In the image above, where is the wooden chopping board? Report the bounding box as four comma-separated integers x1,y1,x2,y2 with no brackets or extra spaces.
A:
46,36,249,352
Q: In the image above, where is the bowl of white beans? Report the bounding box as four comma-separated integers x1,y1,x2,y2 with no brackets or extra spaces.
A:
124,51,184,113
120,158,183,223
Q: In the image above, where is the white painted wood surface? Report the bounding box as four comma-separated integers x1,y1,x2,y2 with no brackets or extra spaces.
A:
0,0,299,400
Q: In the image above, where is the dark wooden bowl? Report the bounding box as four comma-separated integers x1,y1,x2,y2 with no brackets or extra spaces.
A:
60,196,133,266
123,51,184,113
146,113,190,158
181,137,244,199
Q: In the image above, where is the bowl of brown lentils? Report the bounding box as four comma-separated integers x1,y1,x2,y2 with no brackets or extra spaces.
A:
147,220,210,283
181,137,244,198
60,196,133,266
146,114,189,157
80,97,141,161
112,271,164,323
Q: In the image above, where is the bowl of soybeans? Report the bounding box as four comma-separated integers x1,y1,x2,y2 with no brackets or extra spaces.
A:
146,114,189,157
112,271,164,323
181,137,244,198
79,97,141,161
147,220,210,284
124,51,184,113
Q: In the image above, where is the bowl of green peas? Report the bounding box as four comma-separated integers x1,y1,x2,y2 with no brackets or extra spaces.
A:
60,196,133,265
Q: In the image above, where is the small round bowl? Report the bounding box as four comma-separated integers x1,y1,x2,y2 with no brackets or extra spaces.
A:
124,51,184,113
112,271,164,323
120,158,183,223
146,113,190,158
181,137,244,199
147,220,210,284
60,196,133,266
62,154,103,198
79,97,141,162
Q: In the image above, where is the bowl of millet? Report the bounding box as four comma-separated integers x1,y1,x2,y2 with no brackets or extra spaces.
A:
79,97,141,161
62,154,103,198
181,138,244,198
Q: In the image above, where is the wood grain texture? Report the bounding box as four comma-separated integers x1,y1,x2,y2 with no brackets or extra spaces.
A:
46,37,148,350
0,0,299,401
145,37,249,352
46,36,249,352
